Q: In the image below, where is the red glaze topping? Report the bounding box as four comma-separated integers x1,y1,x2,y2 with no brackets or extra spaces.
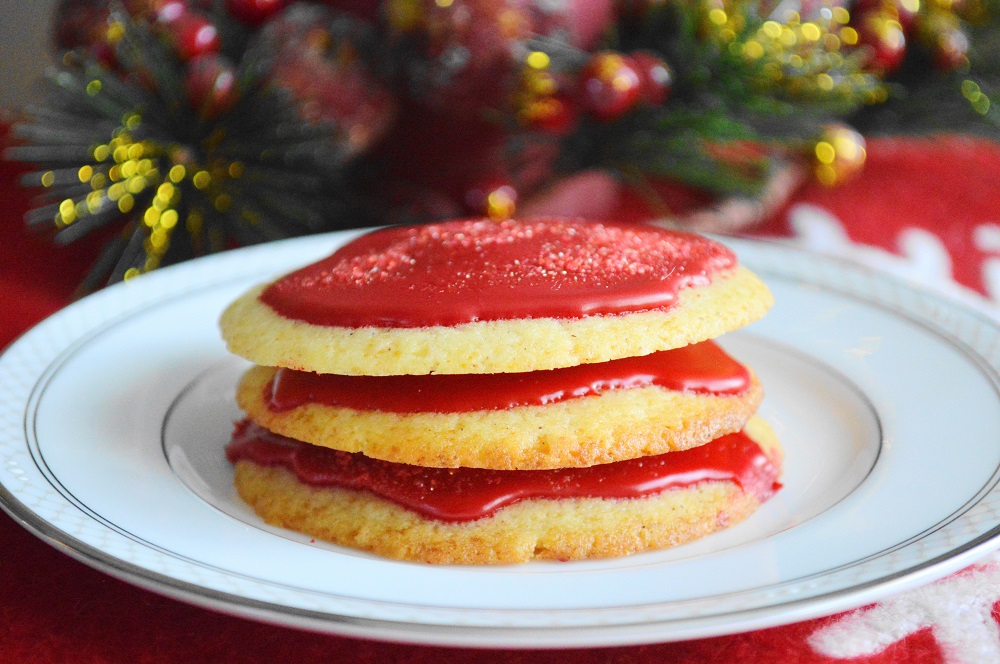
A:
267,340,750,413
226,420,781,522
259,218,737,328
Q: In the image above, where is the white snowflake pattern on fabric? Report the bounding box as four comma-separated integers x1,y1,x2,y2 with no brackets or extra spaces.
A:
787,204,952,286
973,223,1000,303
807,555,1000,663
785,203,999,313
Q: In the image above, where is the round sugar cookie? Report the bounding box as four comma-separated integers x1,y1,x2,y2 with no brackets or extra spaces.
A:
235,348,764,469
228,417,783,565
220,218,773,375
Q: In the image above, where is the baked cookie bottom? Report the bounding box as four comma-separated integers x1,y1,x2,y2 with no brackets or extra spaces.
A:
230,420,782,565
237,364,764,469
219,266,772,376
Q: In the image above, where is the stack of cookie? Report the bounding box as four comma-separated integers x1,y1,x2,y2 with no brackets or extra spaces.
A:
220,218,782,564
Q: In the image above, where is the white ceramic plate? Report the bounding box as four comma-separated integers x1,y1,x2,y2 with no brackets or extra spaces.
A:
2,232,999,648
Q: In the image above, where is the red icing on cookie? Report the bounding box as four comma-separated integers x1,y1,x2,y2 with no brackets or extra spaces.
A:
259,218,737,328
226,420,781,522
267,340,751,413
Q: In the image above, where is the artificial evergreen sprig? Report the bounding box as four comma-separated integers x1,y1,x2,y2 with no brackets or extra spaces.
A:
562,0,884,197
7,6,363,292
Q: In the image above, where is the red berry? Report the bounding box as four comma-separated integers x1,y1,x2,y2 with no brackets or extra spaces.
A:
225,0,287,25
631,51,673,106
186,54,239,119
579,51,642,121
168,11,220,61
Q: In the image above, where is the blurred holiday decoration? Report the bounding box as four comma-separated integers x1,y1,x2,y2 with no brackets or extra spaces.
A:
6,0,1000,287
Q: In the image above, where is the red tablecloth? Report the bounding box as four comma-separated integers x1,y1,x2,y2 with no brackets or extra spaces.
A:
2,136,1000,663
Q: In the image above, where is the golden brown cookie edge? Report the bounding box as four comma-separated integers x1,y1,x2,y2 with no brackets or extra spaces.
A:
236,364,764,469
219,265,772,375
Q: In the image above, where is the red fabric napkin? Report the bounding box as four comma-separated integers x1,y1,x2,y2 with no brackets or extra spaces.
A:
2,137,999,663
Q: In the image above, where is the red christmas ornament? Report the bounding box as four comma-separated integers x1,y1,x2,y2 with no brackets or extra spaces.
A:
579,51,643,121
185,53,239,119
225,0,287,25
812,123,867,186
854,11,907,73
631,51,673,106
932,24,970,70
166,10,221,61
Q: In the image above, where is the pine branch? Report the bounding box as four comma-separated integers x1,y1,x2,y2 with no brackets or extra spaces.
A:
8,8,375,290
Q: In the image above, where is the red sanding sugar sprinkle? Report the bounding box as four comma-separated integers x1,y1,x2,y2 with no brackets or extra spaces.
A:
261,218,737,327
320,219,732,289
